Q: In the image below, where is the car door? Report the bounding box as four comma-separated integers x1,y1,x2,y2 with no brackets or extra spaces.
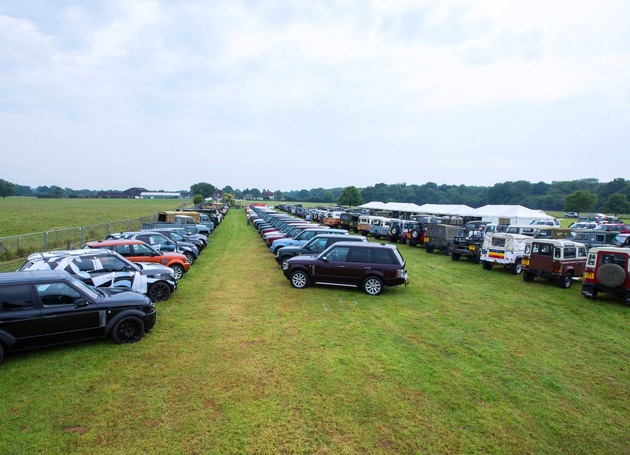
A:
313,246,352,283
0,283,44,350
35,281,102,344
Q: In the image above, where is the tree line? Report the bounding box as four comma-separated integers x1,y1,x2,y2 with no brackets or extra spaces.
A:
2,178,629,214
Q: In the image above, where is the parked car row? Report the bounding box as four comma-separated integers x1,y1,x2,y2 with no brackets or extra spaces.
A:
273,205,630,305
0,205,227,364
247,205,409,296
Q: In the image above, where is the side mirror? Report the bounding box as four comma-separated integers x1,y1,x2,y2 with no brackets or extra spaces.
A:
75,299,90,308
321,256,328,262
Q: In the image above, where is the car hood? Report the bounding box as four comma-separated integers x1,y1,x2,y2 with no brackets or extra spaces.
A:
287,254,319,266
136,262,176,277
96,287,152,306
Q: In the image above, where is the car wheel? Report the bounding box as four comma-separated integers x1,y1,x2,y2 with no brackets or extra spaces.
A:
512,259,522,275
171,264,184,280
184,252,195,264
374,234,381,240
363,276,384,295
290,270,309,289
281,256,291,270
482,261,493,270
111,316,145,344
523,271,535,282
426,246,434,253
451,252,461,261
596,263,626,288
148,281,172,302
560,272,573,289
584,289,598,299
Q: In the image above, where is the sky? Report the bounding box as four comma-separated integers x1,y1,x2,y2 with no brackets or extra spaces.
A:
1,0,629,192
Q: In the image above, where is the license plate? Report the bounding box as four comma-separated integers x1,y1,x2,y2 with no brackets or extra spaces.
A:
522,259,529,266
584,272,594,279
469,245,476,251
425,237,430,242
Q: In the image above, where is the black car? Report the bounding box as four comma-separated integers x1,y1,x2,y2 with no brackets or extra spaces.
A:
0,270,156,364
283,242,408,295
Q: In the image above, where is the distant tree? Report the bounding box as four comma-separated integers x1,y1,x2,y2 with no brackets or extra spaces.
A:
0,179,16,198
51,185,65,197
603,193,630,216
322,191,334,203
14,184,32,196
221,193,236,207
190,182,216,199
564,190,597,216
337,186,363,207
193,194,204,205
273,190,283,201
297,189,310,201
250,188,261,200
222,185,235,194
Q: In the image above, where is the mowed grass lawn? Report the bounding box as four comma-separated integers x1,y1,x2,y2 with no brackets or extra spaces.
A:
1,207,629,454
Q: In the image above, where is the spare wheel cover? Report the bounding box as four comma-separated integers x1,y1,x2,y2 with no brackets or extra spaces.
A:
596,263,626,288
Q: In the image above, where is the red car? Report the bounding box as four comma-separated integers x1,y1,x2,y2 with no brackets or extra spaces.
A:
85,239,190,280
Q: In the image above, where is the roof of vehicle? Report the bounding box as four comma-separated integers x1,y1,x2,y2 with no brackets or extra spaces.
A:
524,238,587,248
0,269,69,285
587,246,630,255
86,239,147,246
26,248,115,261
309,234,367,241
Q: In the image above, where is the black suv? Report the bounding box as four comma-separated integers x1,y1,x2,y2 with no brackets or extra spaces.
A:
0,270,156,364
283,242,408,295
276,235,367,269
450,221,490,263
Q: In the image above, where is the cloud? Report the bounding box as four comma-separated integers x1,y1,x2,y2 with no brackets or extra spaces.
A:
1,0,629,191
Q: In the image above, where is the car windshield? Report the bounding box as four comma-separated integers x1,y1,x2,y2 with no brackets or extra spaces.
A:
67,275,100,300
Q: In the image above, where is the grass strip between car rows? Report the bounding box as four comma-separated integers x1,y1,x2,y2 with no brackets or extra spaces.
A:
1,208,629,454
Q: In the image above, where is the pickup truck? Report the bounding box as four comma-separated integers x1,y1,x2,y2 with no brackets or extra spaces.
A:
142,214,211,236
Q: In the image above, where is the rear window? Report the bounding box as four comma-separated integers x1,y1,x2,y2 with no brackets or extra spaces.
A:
600,253,628,268
491,237,506,248
0,284,34,311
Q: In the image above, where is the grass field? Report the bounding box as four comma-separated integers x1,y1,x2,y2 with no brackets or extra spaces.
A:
0,202,629,453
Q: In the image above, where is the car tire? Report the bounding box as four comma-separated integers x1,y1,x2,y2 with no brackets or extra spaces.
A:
390,227,399,237
290,270,309,289
512,259,522,275
363,276,383,295
148,281,172,302
451,252,461,261
111,316,145,344
171,264,184,280
426,246,434,254
523,271,535,282
184,252,195,264
280,256,291,270
411,230,419,239
482,261,493,270
560,272,573,289
0,343,4,364
374,234,381,240
596,263,626,288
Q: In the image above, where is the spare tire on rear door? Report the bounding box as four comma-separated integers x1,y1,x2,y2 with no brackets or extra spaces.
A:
596,263,626,288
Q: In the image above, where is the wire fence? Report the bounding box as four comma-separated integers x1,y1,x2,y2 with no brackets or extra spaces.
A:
0,215,157,272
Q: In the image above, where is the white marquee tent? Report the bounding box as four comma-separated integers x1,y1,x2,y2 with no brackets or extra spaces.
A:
460,205,553,225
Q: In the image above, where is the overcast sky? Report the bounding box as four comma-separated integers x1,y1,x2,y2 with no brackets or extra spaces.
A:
2,1,629,192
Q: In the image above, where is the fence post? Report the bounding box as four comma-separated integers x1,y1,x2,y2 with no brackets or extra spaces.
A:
80,226,84,246
44,232,48,251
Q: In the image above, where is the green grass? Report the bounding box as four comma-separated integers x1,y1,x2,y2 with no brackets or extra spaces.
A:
0,205,628,453
0,197,190,236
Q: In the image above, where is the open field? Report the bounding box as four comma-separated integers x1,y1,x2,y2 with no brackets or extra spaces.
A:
0,204,628,454
0,197,190,237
